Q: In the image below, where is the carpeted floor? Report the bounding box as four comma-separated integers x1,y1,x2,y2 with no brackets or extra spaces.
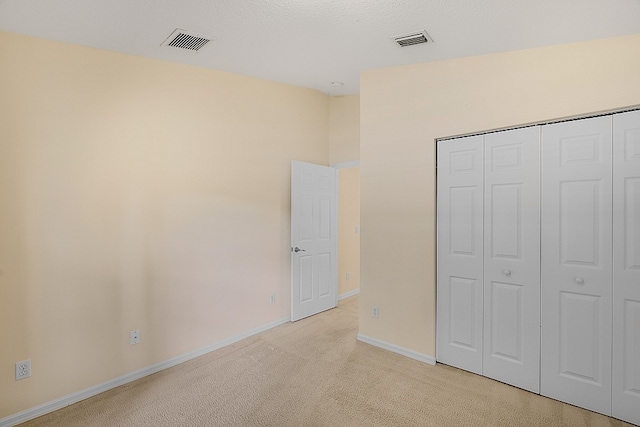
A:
20,296,634,426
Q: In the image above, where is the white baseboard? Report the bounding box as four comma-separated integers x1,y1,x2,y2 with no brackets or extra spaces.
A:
356,334,436,366
0,316,290,427
338,288,360,300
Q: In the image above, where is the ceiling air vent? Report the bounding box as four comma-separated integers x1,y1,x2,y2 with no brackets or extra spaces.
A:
393,31,433,47
161,29,212,51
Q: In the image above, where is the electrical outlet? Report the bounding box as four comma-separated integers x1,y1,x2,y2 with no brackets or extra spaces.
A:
15,359,31,381
269,293,276,304
130,330,140,345
372,306,379,318
346,272,350,281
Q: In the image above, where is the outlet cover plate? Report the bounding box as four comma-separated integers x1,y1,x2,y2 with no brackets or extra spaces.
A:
15,359,31,380
130,330,140,345
372,306,379,318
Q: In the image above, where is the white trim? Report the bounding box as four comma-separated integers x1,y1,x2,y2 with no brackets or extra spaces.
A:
338,288,360,300
437,104,640,142
0,316,290,427
331,160,360,169
357,334,436,366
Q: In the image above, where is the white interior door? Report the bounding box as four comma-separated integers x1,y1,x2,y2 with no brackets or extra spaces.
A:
291,161,337,321
612,110,640,425
540,116,613,416
436,135,484,374
483,127,541,393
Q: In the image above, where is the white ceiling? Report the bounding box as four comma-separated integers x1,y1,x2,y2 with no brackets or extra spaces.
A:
1,0,640,95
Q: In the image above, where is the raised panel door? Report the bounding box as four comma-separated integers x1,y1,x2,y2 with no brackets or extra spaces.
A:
291,161,337,321
540,116,613,416
612,110,640,426
437,135,484,374
483,127,541,393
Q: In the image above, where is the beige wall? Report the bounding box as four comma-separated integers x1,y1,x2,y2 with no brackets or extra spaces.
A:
329,95,360,165
331,94,361,298
359,34,640,357
337,167,360,297
0,31,330,418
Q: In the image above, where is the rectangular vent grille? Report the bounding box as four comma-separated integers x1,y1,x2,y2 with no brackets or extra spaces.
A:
162,29,212,51
394,31,433,47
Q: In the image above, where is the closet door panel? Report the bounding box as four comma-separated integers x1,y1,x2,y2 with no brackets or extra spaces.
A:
437,135,484,374
541,116,612,416
613,110,640,426
483,127,541,393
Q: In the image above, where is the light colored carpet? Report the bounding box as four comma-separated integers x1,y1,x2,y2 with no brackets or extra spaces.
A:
20,296,634,426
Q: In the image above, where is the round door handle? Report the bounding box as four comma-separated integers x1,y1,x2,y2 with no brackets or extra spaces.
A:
503,269,511,276
294,247,306,253
574,277,584,284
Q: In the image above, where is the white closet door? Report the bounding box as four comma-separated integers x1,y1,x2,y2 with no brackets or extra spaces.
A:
541,116,613,416
612,110,640,426
483,127,541,393
437,135,484,374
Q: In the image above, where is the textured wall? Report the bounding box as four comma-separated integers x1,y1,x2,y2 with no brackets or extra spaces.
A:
359,34,640,358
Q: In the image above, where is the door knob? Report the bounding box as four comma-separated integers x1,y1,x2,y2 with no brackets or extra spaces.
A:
574,277,584,284
293,247,306,253
503,269,512,276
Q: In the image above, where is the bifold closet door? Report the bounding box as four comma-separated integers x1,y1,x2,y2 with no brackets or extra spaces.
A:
541,116,613,416
612,110,640,426
483,127,540,393
437,135,484,374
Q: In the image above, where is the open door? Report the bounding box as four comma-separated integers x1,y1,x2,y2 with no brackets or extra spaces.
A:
291,160,337,321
